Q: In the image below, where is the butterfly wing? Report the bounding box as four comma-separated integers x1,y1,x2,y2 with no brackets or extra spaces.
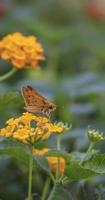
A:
21,86,56,115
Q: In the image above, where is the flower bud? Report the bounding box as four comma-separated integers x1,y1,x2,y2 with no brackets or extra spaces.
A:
54,122,72,134
88,128,104,143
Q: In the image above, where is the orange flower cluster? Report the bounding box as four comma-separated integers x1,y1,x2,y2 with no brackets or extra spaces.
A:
0,32,45,69
0,112,66,144
33,148,65,174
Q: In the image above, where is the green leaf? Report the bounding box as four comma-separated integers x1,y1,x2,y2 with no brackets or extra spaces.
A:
0,139,51,173
65,158,100,180
0,146,29,165
33,154,50,173
0,138,29,164
82,153,105,174
33,141,50,149
47,183,73,200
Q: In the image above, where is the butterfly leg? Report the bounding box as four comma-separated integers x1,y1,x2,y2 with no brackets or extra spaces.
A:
42,108,50,119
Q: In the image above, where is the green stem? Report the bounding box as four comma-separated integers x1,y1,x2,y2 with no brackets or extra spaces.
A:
56,135,61,181
0,67,17,82
47,182,58,200
27,147,33,200
87,142,94,154
41,177,51,200
48,172,55,183
80,142,94,164
57,135,61,151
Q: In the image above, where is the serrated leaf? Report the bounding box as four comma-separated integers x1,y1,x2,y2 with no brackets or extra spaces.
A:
65,158,100,180
47,183,73,200
82,153,105,174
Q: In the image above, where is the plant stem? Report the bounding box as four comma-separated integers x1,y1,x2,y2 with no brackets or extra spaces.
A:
27,147,33,200
48,172,55,183
41,177,51,200
0,67,17,82
56,135,61,181
47,182,58,200
87,142,94,154
57,135,61,151
80,142,94,164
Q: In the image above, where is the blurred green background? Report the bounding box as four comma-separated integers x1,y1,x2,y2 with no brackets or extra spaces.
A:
1,0,105,199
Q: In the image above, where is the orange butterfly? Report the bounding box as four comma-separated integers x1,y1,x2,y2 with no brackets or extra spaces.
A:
21,85,56,117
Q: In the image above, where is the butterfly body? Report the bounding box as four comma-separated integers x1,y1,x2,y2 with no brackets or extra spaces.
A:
21,86,56,116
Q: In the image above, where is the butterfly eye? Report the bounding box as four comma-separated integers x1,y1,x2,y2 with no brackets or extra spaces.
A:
27,86,33,90
49,105,53,109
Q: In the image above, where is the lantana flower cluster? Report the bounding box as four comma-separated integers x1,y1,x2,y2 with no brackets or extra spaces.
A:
0,32,45,69
0,112,67,144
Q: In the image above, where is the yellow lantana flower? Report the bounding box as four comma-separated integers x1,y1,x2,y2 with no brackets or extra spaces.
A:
0,32,45,69
0,112,66,144
33,148,65,174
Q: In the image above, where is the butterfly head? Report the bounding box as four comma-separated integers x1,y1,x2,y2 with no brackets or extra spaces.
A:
48,103,56,112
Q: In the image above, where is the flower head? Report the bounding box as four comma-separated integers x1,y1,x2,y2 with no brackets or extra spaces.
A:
88,127,104,143
33,148,65,174
0,32,45,69
53,122,71,134
0,112,66,144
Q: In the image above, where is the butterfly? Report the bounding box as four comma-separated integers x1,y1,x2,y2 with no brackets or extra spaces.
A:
21,85,56,117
